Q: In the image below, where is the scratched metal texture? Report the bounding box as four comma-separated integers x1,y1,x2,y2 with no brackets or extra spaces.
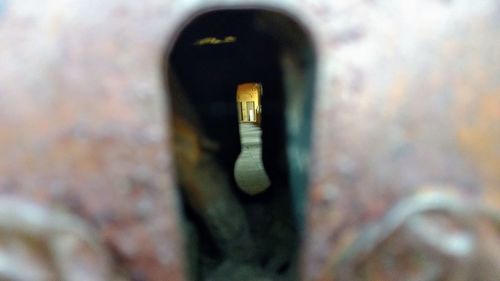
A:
1,0,499,280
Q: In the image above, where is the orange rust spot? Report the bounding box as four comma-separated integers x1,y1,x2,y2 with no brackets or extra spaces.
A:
455,88,500,208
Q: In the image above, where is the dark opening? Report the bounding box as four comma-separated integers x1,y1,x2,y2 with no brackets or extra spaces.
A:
164,9,315,281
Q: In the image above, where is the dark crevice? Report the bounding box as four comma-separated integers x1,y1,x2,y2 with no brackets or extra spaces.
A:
164,9,315,281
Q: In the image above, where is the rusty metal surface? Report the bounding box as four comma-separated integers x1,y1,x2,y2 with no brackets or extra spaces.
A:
0,1,185,280
304,0,500,280
0,0,499,280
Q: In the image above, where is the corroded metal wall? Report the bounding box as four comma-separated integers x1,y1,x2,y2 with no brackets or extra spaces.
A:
0,0,499,280
304,1,500,280
0,1,185,280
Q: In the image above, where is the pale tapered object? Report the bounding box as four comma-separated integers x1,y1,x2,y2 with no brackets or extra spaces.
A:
234,123,271,195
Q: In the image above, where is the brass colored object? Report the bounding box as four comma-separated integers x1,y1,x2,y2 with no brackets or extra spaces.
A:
194,36,237,46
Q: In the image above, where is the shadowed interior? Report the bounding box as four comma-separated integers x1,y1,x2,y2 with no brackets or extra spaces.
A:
166,9,315,280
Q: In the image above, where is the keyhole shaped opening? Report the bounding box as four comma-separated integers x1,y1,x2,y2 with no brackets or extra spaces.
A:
234,82,271,195
164,8,316,281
